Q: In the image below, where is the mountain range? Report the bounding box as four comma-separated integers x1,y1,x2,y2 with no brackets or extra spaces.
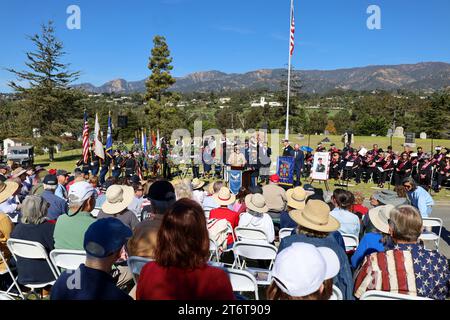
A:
73,62,450,94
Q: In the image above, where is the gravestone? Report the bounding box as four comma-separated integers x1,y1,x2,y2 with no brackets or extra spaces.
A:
420,132,427,140
393,126,405,138
404,132,416,148
386,128,393,137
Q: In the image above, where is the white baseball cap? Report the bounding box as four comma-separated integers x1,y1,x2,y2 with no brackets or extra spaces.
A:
68,181,95,205
271,243,340,297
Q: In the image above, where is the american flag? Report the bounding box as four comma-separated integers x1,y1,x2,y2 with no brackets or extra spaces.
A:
289,0,295,56
82,111,90,163
354,243,449,300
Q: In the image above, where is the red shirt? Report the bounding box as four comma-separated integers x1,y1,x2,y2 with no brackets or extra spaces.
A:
352,204,369,216
209,207,240,245
136,262,235,300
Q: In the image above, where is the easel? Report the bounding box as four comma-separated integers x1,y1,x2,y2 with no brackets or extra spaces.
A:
309,178,331,192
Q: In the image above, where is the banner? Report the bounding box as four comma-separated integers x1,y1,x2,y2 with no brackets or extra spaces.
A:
311,152,330,181
277,156,295,185
228,170,242,195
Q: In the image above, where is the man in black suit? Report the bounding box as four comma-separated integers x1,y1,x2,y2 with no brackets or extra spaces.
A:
293,144,304,186
282,139,294,157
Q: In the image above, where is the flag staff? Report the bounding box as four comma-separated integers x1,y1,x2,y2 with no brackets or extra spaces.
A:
285,0,295,141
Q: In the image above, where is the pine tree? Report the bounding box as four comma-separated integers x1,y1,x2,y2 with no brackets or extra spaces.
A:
6,21,82,161
145,35,176,102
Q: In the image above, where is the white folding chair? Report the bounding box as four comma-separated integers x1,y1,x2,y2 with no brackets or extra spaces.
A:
329,285,343,300
225,268,259,300
279,228,294,240
209,238,220,262
6,239,58,297
419,217,443,252
235,227,268,243
359,290,433,300
342,234,359,252
231,241,277,271
0,249,23,299
49,249,86,276
0,292,15,300
127,256,153,285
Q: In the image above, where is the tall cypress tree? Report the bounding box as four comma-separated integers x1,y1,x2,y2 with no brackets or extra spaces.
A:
144,35,182,136
145,35,176,102
7,21,82,161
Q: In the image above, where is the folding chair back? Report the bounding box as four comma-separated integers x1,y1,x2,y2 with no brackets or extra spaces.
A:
235,227,268,242
0,292,15,300
360,290,433,300
6,238,59,292
127,256,153,285
232,241,277,269
419,217,443,251
342,234,359,251
279,228,294,240
225,268,259,300
209,238,220,262
50,249,86,275
0,249,23,299
329,285,343,300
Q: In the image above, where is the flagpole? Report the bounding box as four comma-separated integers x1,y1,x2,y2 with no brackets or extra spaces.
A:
285,0,294,141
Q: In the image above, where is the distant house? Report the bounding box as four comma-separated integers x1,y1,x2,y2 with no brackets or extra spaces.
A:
219,97,231,104
251,97,268,107
3,138,23,155
269,102,282,107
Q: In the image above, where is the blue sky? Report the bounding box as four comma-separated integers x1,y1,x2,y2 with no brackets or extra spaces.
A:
1,0,449,92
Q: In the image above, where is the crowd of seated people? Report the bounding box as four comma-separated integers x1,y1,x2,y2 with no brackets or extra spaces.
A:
0,164,449,300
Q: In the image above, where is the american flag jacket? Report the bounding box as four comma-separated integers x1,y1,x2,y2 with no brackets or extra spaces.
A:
354,243,449,300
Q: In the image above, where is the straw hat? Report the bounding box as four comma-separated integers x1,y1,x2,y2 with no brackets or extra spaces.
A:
286,187,311,210
191,178,205,190
368,204,395,234
11,167,27,178
101,185,135,215
245,193,269,214
289,200,340,232
0,180,19,203
213,187,236,206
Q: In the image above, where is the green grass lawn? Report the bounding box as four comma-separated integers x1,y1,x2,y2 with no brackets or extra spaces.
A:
33,135,450,202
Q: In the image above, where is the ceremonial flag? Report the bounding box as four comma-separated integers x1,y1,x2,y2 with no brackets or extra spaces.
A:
151,130,156,148
277,156,295,185
82,111,90,163
289,0,295,56
156,129,161,148
105,112,113,158
134,130,139,145
228,170,242,195
94,113,105,160
143,129,148,154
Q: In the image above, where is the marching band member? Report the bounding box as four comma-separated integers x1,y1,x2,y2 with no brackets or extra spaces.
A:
435,154,450,192
418,154,433,190
377,152,394,189
393,152,412,186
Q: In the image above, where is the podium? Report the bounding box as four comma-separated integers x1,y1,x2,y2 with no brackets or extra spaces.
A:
230,166,255,189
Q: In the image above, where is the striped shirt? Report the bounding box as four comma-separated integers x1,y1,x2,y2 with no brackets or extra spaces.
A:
354,243,449,300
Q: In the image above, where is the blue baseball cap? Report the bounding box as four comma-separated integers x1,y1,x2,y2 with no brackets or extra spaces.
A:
83,218,132,258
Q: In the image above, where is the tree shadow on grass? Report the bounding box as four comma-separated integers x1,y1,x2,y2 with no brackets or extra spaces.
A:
36,154,80,163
